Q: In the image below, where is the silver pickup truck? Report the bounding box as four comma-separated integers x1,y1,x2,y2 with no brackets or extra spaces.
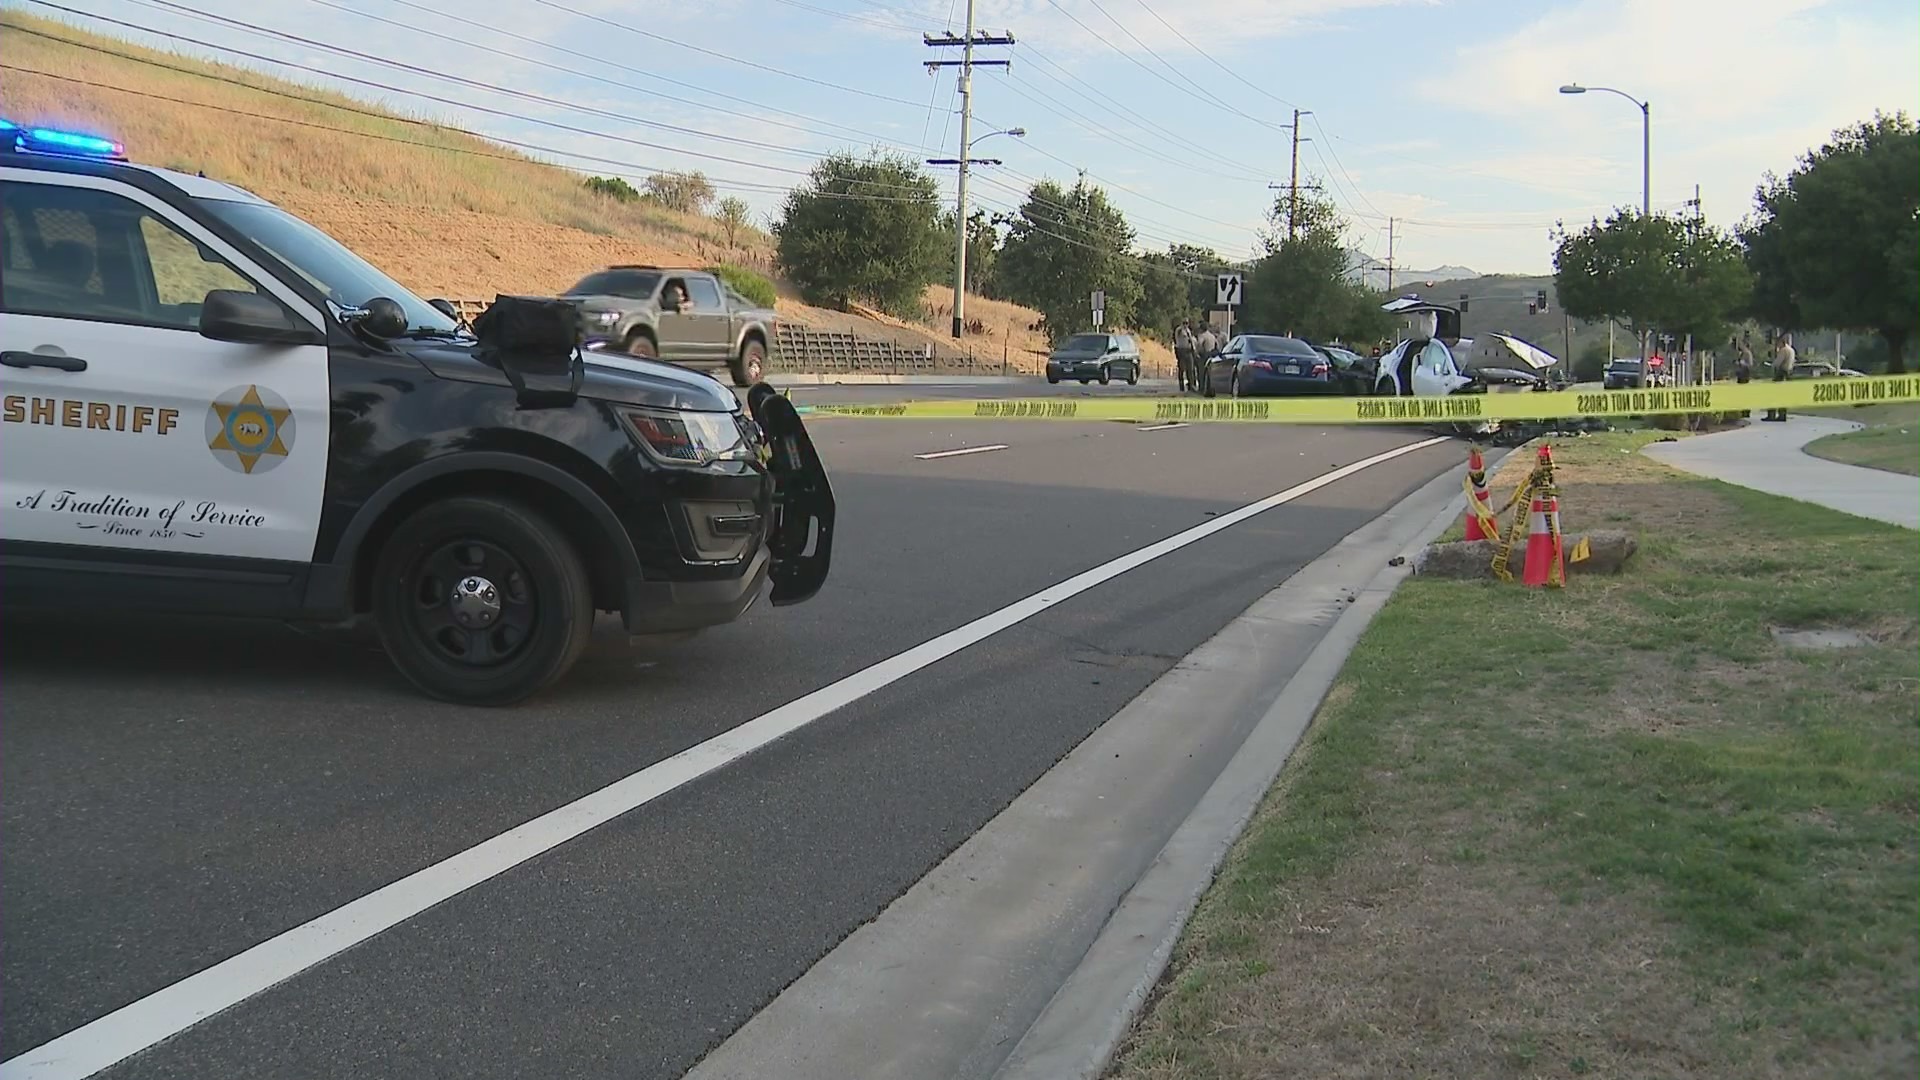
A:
563,265,776,386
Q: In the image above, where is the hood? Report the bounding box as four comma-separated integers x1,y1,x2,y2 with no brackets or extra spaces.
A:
1463,334,1557,374
1468,366,1545,386
399,338,737,412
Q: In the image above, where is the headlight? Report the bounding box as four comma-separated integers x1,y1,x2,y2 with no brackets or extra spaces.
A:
619,408,754,467
591,310,621,324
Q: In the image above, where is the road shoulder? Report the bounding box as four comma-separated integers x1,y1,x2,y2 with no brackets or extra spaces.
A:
685,450,1470,1080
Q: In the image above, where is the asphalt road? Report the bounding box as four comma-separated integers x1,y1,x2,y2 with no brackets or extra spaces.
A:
2,380,1460,1079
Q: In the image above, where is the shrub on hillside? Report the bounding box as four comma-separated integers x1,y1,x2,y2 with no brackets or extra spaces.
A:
774,151,944,317
584,176,639,203
709,264,778,309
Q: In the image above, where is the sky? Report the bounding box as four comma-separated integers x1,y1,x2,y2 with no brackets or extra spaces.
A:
14,0,1920,275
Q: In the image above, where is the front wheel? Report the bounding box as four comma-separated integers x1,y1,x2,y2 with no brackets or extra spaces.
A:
1231,370,1243,398
625,331,659,360
371,496,594,706
1126,364,1139,386
732,338,767,386
1098,367,1112,385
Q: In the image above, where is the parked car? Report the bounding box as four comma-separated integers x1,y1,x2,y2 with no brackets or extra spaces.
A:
563,266,775,386
1312,343,1376,395
1788,361,1867,379
1204,335,1338,397
1602,357,1669,389
1045,333,1142,385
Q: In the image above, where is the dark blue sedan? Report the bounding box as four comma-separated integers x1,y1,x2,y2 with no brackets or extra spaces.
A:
1203,335,1335,397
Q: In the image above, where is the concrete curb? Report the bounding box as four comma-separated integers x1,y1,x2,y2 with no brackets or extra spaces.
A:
989,465,1469,1080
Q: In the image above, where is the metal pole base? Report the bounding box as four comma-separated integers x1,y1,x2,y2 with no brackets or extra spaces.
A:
951,316,963,339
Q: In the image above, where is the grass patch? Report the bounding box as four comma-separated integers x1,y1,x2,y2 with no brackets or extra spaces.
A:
1111,431,1918,1080
1804,405,1919,476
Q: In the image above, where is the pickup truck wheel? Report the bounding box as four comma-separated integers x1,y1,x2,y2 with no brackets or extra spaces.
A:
732,339,767,387
625,331,659,359
371,496,593,706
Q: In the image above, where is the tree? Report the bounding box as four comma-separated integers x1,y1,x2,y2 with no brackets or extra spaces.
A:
1133,250,1196,341
995,177,1142,342
943,209,1001,298
1739,112,1920,371
1243,182,1385,342
1552,208,1751,364
713,196,751,247
643,170,716,215
773,152,945,316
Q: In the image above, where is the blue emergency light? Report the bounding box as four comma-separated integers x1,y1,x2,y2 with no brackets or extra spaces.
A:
0,118,128,161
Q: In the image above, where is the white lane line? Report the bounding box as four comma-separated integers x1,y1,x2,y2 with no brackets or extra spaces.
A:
914,444,1010,460
1137,422,1188,432
0,433,1450,1080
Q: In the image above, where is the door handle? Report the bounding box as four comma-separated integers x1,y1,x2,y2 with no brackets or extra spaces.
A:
1,351,88,372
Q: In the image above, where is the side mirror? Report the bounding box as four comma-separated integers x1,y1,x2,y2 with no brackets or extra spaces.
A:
355,296,409,340
199,289,322,346
428,298,459,320
1106,344,1120,354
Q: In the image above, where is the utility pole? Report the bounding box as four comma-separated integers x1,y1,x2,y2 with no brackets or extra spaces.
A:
925,11,1013,339
1384,216,1395,293
1684,183,1702,383
1288,108,1311,242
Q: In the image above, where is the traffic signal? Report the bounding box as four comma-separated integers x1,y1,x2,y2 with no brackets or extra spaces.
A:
1459,293,1470,313
1536,289,1549,314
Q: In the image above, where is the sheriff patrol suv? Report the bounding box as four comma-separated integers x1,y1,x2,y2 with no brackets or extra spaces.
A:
0,121,835,705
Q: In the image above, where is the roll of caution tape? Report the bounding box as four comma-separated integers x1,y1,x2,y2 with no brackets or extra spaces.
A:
798,374,1920,424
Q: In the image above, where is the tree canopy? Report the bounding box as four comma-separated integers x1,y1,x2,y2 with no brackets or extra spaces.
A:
1738,112,1919,370
1244,183,1393,344
773,152,945,316
643,170,715,215
1552,208,1751,349
995,178,1142,342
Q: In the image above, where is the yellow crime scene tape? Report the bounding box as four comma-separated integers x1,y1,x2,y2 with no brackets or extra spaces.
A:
799,374,1920,424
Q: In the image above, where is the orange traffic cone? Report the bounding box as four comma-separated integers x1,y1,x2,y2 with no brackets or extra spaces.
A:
1522,489,1565,588
1463,446,1494,540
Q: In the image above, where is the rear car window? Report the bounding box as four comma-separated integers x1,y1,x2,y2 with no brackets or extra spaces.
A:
564,269,661,299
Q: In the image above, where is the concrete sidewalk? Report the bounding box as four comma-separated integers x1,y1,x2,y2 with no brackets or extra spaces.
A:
1642,415,1918,530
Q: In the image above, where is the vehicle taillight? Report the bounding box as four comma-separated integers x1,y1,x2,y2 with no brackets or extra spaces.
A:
1248,359,1272,371
1311,361,1329,376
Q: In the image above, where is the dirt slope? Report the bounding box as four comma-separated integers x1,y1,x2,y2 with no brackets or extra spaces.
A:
3,13,1174,376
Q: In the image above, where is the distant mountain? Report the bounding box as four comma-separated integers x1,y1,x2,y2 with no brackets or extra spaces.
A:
1342,250,1481,292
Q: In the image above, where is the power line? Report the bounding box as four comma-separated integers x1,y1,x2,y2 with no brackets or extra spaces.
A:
0,63,940,205
1081,0,1234,113
1123,0,1297,111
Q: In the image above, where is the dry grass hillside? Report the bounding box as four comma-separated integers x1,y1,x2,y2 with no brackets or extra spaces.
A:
1,13,1173,375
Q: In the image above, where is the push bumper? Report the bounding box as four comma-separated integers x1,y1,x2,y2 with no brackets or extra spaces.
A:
746,384,835,606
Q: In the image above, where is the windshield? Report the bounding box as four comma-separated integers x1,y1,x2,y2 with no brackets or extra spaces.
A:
1060,334,1109,352
198,198,458,334
566,269,662,300
1244,336,1318,357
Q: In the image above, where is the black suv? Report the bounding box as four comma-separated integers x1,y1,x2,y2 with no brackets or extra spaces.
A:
0,120,833,704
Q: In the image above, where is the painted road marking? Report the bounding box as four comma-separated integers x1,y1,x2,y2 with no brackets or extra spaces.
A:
0,434,1451,1080
915,444,1010,460
1137,422,1188,432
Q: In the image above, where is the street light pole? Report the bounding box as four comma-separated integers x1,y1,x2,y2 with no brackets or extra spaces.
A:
1561,82,1652,375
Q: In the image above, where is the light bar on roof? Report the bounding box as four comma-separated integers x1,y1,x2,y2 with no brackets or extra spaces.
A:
0,119,128,161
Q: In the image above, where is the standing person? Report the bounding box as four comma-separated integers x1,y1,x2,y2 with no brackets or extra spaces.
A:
1174,322,1196,393
1764,334,1794,422
1195,324,1218,394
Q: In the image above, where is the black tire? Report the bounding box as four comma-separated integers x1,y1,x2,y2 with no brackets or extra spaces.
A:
1231,370,1243,398
1099,367,1112,385
1079,378,1091,385
731,337,767,387
1047,372,1059,384
1202,369,1217,398
371,496,594,706
625,331,659,359
1126,364,1139,386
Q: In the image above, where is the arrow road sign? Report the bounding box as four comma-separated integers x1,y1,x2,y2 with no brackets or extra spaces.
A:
1216,273,1242,306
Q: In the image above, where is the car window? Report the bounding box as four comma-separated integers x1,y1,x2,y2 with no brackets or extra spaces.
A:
684,277,723,309
1417,341,1453,375
563,269,661,300
1245,335,1317,357
1062,334,1107,351
0,180,259,330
